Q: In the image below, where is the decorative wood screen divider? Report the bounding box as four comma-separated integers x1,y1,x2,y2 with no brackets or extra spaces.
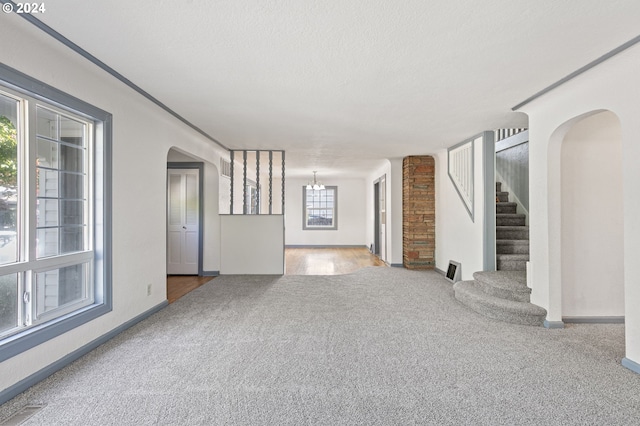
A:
228,150,285,215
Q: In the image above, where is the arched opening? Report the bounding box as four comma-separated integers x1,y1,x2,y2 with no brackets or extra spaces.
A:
166,147,220,302
560,111,624,321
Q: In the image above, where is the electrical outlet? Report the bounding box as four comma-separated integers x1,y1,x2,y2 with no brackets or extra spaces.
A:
147,284,152,296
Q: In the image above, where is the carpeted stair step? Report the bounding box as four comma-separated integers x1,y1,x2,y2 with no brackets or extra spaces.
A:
453,280,546,326
496,202,517,214
496,239,530,254
496,182,502,192
473,271,530,302
496,226,529,240
496,254,529,271
496,191,510,202
496,213,526,226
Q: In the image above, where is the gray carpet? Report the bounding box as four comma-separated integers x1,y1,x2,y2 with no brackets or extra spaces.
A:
1,267,639,425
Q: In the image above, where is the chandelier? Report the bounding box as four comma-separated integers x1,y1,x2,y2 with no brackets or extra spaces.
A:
306,171,325,190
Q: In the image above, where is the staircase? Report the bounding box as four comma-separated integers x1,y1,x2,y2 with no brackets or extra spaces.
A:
452,182,546,326
496,182,529,271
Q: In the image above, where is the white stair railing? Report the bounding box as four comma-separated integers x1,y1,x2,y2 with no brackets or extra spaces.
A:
448,139,474,220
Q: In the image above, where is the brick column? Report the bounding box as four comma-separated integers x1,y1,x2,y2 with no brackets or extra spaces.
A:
403,156,435,269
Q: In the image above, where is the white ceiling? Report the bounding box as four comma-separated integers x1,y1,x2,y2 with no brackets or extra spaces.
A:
36,0,640,177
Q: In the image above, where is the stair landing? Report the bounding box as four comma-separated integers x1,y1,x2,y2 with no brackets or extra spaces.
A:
453,271,546,326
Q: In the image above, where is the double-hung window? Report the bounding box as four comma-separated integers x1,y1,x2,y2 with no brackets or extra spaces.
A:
303,186,337,230
0,64,111,361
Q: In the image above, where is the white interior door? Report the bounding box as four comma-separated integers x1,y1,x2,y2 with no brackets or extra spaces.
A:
167,169,199,274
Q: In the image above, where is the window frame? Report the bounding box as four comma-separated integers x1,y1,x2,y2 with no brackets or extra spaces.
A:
0,63,112,362
302,185,338,230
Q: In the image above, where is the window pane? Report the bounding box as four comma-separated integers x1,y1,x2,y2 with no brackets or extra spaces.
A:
36,226,86,257
61,200,84,225
307,209,333,226
37,168,59,198
0,94,19,265
37,199,58,228
37,137,59,168
60,172,83,199
37,228,59,257
60,145,83,173
61,226,84,253
60,117,85,146
36,263,88,316
36,107,58,139
0,274,18,334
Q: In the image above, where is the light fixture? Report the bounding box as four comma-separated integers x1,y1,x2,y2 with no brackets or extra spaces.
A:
306,171,325,191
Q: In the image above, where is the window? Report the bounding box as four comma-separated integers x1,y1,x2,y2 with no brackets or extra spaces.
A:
0,64,111,361
303,186,337,230
245,180,259,214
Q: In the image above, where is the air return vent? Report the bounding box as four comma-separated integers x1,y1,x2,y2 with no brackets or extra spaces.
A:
0,405,46,425
445,261,461,283
220,158,231,178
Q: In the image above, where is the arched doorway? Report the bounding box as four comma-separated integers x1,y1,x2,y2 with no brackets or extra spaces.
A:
559,111,624,321
166,147,220,302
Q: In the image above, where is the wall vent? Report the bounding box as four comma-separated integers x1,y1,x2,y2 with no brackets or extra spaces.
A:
445,261,461,283
0,405,47,425
220,158,231,178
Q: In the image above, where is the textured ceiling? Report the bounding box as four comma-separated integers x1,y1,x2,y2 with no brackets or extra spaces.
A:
34,0,640,177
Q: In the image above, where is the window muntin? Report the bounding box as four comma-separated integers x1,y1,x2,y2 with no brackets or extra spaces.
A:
36,106,90,259
303,186,337,230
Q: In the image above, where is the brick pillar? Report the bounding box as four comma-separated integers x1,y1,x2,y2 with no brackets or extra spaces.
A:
403,156,435,269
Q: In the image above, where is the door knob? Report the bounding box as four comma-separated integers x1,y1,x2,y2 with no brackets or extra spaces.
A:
182,226,186,229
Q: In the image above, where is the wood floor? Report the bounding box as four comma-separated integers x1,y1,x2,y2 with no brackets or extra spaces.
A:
166,275,214,304
167,248,386,302
285,247,387,275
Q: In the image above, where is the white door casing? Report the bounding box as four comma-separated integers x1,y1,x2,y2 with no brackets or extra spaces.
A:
167,169,199,274
379,176,387,262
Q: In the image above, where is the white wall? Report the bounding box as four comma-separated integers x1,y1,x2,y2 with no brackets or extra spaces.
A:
285,177,367,246
520,41,640,367
435,136,487,280
221,215,284,274
0,15,229,391
561,111,624,318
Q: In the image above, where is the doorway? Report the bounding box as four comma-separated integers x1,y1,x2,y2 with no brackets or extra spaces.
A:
167,163,204,275
559,111,624,319
373,175,386,261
